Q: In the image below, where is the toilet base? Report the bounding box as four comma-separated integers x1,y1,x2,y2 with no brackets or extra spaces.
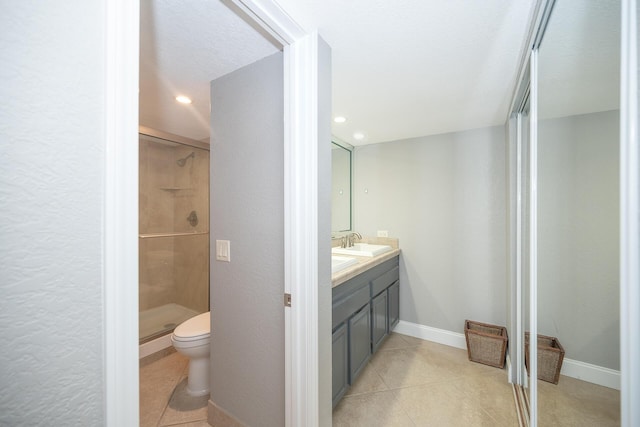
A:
185,355,210,397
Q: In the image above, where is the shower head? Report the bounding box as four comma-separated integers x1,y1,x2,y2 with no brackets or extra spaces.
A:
176,152,195,167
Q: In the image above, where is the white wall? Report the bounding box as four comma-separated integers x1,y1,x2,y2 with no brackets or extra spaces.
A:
0,2,107,424
210,52,285,426
354,126,507,334
538,110,620,370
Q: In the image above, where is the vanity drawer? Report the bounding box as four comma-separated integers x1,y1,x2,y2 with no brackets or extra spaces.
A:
332,283,370,329
371,266,399,296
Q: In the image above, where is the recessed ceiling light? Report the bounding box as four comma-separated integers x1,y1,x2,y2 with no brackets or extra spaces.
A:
175,95,192,104
334,116,347,123
353,132,365,140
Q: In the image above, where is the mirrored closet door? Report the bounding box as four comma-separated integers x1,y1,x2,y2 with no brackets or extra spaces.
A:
510,1,624,425
536,0,621,424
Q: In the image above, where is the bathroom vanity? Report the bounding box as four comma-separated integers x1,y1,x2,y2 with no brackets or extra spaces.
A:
331,248,400,407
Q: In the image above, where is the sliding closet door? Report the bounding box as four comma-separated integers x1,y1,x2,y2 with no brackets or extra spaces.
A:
537,1,621,424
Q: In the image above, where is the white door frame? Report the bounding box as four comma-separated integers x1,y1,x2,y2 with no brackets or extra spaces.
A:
104,1,140,425
103,0,324,425
528,47,539,427
620,1,639,426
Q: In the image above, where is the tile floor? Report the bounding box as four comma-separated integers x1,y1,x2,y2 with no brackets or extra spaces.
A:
537,375,620,426
140,332,620,427
332,333,518,426
140,349,210,427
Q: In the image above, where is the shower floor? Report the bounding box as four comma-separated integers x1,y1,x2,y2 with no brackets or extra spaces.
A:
139,303,200,343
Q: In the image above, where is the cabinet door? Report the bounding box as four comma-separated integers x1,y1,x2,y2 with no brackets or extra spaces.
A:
388,280,400,330
371,291,388,352
348,303,371,383
332,323,348,407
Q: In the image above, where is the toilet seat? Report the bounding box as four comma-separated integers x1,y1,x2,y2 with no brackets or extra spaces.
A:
170,311,211,396
172,311,210,342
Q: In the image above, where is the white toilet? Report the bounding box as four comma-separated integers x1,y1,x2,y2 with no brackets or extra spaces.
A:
171,311,211,397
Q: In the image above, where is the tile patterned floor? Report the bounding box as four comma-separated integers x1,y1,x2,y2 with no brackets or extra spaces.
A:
537,375,620,426
140,349,210,427
332,333,519,426
140,333,620,426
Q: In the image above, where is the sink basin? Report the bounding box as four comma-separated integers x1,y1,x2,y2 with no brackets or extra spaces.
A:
332,243,392,257
331,256,358,273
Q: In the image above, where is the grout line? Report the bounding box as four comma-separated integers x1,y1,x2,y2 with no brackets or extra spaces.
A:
334,338,521,426
143,353,190,427
156,373,187,427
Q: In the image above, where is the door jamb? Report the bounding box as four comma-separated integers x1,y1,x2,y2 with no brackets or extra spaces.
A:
104,1,324,425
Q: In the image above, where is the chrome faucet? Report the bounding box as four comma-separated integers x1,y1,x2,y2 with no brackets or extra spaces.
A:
332,235,348,248
333,232,362,248
347,232,362,247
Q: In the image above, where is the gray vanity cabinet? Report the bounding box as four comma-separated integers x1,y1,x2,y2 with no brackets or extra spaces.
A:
331,276,370,407
371,263,399,352
332,323,348,404
348,303,371,381
371,290,388,352
332,256,400,407
388,280,400,329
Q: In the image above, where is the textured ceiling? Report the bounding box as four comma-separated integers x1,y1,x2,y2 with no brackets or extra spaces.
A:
139,0,279,141
275,0,537,145
140,0,538,145
538,0,620,120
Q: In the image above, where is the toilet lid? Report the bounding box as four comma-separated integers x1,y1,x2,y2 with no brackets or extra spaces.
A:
173,311,210,341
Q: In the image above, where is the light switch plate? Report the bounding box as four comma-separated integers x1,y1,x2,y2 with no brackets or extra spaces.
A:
377,230,389,237
216,240,230,262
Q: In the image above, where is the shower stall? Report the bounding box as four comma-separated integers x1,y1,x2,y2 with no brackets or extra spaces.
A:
138,127,210,344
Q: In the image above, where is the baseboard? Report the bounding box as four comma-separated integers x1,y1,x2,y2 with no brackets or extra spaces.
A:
208,400,245,427
561,358,621,390
139,334,172,359
393,320,621,390
393,320,466,349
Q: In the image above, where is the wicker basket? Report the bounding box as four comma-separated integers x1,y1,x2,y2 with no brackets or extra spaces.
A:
464,320,508,368
525,333,565,384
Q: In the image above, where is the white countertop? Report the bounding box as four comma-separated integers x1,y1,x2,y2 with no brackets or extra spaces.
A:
331,248,401,288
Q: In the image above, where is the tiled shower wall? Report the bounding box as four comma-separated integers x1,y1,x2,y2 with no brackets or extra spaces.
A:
139,135,209,314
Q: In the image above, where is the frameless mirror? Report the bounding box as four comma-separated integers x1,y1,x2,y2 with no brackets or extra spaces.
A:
537,0,620,423
331,141,352,232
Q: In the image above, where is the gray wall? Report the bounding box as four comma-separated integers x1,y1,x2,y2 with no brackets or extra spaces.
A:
354,126,507,334
317,37,333,427
210,53,285,425
538,110,620,370
0,2,106,424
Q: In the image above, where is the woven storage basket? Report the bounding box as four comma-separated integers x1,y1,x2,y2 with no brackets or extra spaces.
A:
525,333,565,384
464,320,508,368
